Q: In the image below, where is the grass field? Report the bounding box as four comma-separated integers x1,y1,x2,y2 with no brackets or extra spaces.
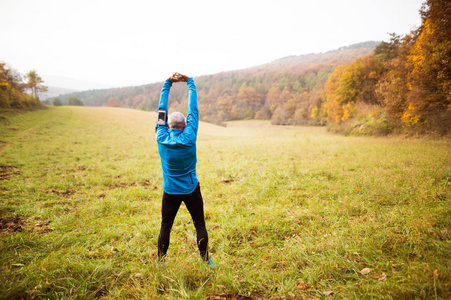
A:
0,106,450,299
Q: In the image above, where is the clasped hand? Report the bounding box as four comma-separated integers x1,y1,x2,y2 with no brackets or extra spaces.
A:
169,72,189,83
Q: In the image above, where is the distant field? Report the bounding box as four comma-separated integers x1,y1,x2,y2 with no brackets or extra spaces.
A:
1,107,450,299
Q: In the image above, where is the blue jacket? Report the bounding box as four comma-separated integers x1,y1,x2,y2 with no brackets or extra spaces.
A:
155,78,199,195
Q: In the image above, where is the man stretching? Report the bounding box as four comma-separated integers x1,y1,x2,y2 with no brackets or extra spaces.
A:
155,72,215,266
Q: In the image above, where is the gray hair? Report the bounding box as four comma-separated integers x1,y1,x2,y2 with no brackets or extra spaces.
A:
168,112,186,130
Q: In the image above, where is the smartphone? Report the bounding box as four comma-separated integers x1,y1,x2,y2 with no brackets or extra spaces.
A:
157,110,167,126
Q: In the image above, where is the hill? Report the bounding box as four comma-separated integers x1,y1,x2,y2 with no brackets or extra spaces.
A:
40,75,114,100
54,41,378,124
41,86,79,100
246,41,379,74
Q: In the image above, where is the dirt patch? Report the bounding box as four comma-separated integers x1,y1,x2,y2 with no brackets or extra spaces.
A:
206,295,260,300
139,179,153,186
0,165,20,180
28,216,54,234
109,179,158,190
0,216,23,236
0,215,54,236
32,220,53,234
47,188,75,198
206,295,306,300
221,179,234,184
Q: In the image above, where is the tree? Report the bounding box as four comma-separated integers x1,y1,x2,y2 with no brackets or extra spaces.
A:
53,98,62,106
107,97,121,107
233,84,261,119
271,106,289,125
323,55,385,123
323,65,346,123
0,63,24,108
403,0,451,125
266,85,281,114
67,97,84,106
374,33,402,61
26,70,47,100
376,56,411,121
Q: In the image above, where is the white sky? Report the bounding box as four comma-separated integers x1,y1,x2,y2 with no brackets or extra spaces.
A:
1,0,424,88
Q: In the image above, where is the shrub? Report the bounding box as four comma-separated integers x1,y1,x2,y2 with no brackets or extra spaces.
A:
53,98,62,106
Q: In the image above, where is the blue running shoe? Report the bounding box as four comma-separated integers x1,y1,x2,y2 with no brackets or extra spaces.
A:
155,259,166,268
208,257,216,267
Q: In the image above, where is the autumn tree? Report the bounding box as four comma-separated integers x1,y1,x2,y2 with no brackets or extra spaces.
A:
0,63,45,109
271,106,289,125
266,85,281,114
233,84,261,119
26,70,47,100
0,63,24,107
402,0,451,126
107,97,121,107
323,65,345,123
323,55,385,123
375,35,413,121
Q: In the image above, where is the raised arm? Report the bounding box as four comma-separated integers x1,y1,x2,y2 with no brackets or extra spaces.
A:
170,73,199,136
185,77,198,132
158,79,173,112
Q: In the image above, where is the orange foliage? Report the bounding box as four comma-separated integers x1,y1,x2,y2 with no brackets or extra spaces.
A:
107,97,121,107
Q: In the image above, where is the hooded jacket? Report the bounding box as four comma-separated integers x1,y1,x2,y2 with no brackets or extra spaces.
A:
155,78,199,194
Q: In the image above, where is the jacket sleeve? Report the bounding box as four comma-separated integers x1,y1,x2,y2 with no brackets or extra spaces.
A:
158,79,173,112
155,79,172,134
184,78,198,139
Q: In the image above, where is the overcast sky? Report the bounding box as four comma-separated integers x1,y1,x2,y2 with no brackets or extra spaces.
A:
1,0,424,88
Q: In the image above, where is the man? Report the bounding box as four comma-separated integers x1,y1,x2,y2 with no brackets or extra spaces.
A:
155,72,215,266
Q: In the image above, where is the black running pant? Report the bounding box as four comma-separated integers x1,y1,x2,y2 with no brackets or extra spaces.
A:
158,183,209,260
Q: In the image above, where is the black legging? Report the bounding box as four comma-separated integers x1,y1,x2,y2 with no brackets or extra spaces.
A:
158,183,209,260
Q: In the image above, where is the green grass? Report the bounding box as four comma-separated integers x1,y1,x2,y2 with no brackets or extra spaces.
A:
0,106,450,299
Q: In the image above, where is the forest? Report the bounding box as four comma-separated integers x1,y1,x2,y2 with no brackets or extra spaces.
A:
54,44,377,128
322,0,450,135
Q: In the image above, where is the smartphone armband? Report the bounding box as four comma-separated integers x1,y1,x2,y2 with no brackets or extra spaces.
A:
157,110,167,126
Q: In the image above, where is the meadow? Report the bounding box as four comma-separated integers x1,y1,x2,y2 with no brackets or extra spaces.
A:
0,106,450,299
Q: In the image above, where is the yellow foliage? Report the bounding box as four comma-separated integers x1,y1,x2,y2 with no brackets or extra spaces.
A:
402,103,422,124
369,108,381,119
310,107,319,119
341,102,355,122
407,82,413,91
324,65,346,123
408,18,435,72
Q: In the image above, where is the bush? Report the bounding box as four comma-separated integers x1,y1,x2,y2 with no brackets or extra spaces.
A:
401,109,451,137
67,97,84,106
53,98,62,106
328,114,394,136
349,115,394,136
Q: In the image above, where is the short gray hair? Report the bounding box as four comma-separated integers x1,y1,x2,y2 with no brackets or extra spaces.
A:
168,112,186,130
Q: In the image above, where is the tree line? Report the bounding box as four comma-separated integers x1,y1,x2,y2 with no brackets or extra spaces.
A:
0,64,47,109
322,0,450,135
48,96,84,107
55,43,376,125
